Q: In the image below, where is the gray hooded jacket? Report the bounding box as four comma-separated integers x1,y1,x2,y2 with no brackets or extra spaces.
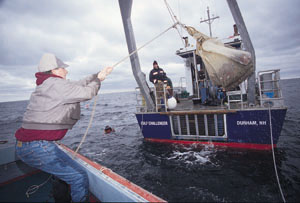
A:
22,74,100,130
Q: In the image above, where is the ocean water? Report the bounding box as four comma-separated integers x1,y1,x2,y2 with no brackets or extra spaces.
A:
0,78,299,202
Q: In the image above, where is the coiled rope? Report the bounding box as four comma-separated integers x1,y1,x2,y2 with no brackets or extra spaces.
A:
73,22,179,158
269,107,286,202
25,175,52,198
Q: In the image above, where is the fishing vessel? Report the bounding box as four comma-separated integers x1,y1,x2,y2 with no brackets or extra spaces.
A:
0,1,287,201
119,0,287,150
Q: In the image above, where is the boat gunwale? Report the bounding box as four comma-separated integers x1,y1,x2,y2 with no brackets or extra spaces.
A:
135,106,287,115
159,109,237,115
59,144,166,203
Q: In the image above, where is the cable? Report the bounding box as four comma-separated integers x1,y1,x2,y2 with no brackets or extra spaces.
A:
177,0,183,36
111,22,179,69
163,0,185,47
25,175,52,198
269,107,286,202
73,23,179,157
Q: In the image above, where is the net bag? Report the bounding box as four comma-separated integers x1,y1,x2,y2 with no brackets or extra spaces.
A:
185,26,254,90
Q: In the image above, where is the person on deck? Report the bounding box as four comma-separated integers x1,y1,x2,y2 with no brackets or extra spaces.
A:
165,76,173,98
149,60,167,111
14,53,113,202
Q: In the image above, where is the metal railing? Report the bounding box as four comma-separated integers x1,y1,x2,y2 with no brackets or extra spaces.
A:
135,84,169,112
169,113,227,141
153,83,168,112
257,69,284,108
179,77,187,91
135,87,147,112
227,90,244,110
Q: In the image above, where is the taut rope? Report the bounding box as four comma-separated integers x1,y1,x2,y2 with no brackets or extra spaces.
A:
73,22,179,157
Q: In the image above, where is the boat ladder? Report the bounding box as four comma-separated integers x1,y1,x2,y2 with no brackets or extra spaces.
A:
153,83,168,112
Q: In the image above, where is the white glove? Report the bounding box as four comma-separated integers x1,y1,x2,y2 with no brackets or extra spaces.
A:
98,67,113,81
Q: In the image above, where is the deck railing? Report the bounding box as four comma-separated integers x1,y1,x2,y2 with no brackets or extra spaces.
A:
227,90,244,110
153,84,168,112
135,87,147,112
257,69,284,108
135,84,168,112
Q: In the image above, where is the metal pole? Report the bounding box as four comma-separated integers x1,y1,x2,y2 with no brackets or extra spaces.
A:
200,6,219,37
207,7,212,37
119,0,155,111
227,0,256,106
193,51,200,98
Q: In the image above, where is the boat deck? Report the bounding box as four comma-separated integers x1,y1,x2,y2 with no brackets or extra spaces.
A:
0,160,99,202
173,98,228,111
0,160,55,202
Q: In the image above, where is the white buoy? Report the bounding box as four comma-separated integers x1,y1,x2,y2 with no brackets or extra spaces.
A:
167,97,177,109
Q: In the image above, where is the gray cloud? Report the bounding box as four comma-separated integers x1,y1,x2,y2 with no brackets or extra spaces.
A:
0,0,299,102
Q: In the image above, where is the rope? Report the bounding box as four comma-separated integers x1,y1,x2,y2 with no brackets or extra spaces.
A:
268,107,286,202
72,23,179,157
25,175,52,198
73,95,99,157
177,0,183,36
0,140,8,144
163,0,185,47
111,22,178,69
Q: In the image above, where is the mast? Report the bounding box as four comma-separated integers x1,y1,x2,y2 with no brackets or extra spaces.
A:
227,0,256,106
200,7,219,37
119,0,155,111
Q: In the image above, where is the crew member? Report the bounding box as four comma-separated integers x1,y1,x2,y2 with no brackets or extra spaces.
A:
149,60,167,111
165,76,173,98
104,126,115,134
233,24,239,36
15,53,113,202
198,70,206,88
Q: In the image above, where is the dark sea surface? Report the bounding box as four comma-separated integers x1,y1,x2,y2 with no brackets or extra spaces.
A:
1,78,299,202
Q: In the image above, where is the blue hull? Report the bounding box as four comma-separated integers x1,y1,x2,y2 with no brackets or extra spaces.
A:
136,108,287,148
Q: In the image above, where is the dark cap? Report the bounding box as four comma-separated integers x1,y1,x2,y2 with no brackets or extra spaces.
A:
153,60,158,65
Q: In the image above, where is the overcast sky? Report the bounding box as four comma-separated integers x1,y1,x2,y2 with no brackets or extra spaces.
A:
0,0,299,102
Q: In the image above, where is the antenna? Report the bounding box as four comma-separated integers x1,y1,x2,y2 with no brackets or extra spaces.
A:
200,6,219,37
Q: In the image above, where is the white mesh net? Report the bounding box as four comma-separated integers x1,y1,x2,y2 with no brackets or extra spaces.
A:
185,26,254,90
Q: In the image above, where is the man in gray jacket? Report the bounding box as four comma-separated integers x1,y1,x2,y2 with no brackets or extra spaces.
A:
15,53,112,202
